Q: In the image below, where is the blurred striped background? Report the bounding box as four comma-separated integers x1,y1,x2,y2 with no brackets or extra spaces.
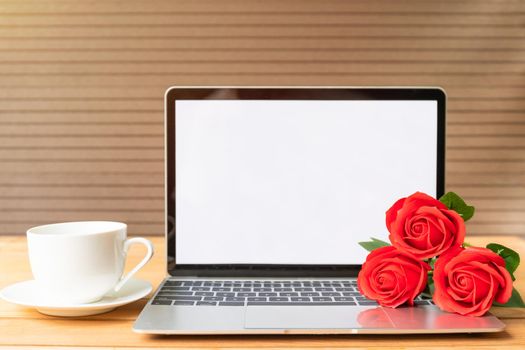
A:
0,0,523,235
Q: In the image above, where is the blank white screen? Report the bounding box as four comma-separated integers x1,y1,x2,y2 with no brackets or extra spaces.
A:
175,100,437,264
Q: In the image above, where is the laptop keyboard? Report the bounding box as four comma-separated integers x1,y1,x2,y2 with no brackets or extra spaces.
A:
151,280,434,306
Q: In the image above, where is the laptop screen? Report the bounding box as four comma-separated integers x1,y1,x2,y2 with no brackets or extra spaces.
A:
174,99,438,265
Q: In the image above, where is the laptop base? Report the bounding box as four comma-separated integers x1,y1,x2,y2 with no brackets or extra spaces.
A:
133,277,505,335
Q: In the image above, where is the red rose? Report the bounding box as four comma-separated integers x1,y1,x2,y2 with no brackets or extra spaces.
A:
386,192,466,259
433,246,513,316
358,246,431,308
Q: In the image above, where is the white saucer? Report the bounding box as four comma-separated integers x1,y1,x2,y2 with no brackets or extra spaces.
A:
0,278,152,317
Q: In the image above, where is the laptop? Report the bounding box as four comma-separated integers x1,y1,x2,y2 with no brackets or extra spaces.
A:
133,87,505,334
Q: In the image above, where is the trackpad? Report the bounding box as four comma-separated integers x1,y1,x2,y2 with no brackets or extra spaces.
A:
245,306,394,329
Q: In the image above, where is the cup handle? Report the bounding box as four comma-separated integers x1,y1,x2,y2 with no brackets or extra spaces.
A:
113,237,154,292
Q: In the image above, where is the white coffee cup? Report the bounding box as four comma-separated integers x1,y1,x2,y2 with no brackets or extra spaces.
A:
27,221,154,304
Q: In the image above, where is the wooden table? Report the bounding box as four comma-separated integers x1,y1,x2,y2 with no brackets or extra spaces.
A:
1,235,524,349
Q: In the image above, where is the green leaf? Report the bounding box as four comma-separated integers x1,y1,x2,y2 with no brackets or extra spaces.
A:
493,287,525,308
428,257,437,269
371,237,390,244
439,192,475,221
358,237,390,252
421,275,435,299
486,243,520,281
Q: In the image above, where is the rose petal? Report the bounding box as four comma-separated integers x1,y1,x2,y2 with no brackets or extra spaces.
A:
494,264,513,304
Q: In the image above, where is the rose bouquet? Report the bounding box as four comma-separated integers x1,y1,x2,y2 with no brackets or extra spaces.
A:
357,192,524,316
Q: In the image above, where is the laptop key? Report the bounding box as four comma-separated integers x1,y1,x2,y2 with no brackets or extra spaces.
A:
157,291,193,296
247,297,267,302
237,292,256,297
225,297,246,302
258,292,277,297
269,297,289,302
194,292,214,296
279,292,298,297
247,302,356,306
321,292,341,297
212,287,231,292
219,302,245,306
274,288,293,292
164,281,183,287
290,297,311,302
253,288,272,292
357,301,378,306
192,287,211,292
232,288,251,292
334,297,355,302
161,286,182,290
294,287,314,292
173,301,195,305
152,300,172,305
171,287,191,291
312,297,332,302
342,292,361,296
203,296,224,301
153,296,177,301
155,294,184,299
300,292,320,297
216,292,235,297
173,296,201,301
196,301,217,306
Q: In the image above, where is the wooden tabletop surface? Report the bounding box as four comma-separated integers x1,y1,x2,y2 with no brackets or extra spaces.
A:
1,235,524,349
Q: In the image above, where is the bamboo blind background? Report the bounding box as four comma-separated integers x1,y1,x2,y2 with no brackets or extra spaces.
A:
0,0,524,236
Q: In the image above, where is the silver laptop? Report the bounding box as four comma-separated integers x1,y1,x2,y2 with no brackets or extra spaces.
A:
133,87,504,334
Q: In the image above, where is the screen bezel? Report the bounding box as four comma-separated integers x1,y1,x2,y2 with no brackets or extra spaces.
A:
166,87,446,277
